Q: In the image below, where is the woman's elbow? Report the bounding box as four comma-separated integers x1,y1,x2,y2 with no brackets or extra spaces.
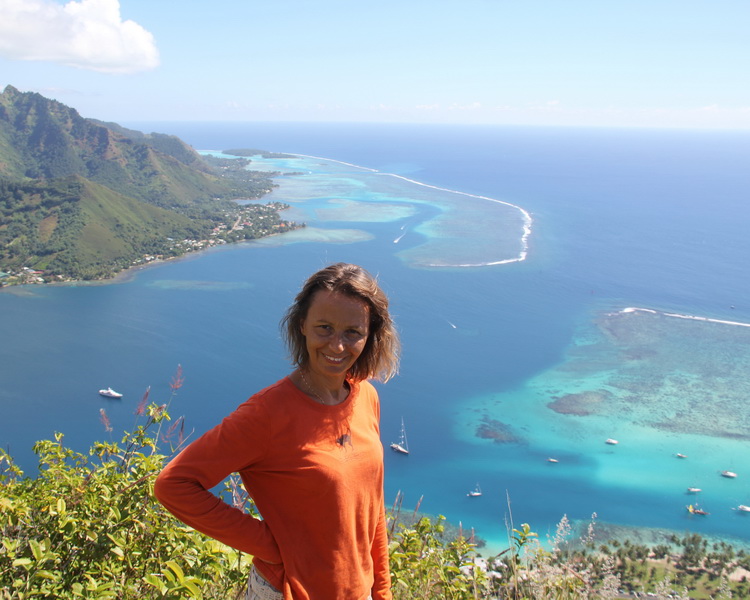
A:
153,468,173,507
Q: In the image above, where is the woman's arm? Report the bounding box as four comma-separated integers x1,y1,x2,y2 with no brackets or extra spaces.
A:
154,400,282,563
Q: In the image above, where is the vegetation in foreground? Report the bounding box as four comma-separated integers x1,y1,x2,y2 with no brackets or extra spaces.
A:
1,369,748,599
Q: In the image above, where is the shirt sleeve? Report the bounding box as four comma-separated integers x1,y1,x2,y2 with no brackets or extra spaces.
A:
153,397,282,563
371,503,393,600
367,383,393,600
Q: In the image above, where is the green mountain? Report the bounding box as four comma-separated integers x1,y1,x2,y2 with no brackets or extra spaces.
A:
0,85,295,283
0,175,205,280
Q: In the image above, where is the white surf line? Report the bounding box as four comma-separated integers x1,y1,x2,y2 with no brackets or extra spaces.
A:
619,307,750,329
386,175,532,266
291,153,379,172
287,154,533,266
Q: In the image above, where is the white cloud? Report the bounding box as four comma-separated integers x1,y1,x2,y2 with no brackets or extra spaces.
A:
0,0,159,74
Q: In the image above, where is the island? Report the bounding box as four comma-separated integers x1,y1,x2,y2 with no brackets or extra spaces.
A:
221,148,299,159
0,85,303,286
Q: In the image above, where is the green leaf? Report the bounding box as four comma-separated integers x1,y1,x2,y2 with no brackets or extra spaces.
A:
106,532,125,547
29,539,43,561
182,579,202,597
34,569,57,580
166,559,185,581
144,573,167,594
108,505,121,521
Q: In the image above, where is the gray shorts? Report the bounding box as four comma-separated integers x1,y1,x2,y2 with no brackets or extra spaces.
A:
246,566,282,600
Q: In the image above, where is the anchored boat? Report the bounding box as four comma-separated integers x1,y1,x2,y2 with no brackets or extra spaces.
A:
390,418,409,455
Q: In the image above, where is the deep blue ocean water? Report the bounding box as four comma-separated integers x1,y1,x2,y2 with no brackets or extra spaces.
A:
3,123,750,552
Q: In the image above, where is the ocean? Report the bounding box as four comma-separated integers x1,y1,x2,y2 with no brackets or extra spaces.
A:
2,122,750,553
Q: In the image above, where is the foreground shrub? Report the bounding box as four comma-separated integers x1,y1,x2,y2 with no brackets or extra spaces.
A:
0,373,251,599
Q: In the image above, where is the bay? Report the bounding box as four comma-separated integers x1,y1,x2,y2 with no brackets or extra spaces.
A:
3,123,750,552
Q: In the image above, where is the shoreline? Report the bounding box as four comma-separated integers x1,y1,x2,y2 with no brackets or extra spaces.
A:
3,149,533,287
474,514,750,558
0,231,293,293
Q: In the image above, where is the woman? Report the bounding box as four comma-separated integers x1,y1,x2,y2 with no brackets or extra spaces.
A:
155,263,400,600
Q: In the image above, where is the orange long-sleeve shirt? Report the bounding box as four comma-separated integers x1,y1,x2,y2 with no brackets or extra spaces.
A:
154,377,392,600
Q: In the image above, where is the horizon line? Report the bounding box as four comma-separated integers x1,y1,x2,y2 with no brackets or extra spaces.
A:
118,120,750,133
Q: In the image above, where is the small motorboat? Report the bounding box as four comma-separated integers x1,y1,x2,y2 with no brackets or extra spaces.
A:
547,457,559,463
467,483,482,497
676,453,688,459
605,438,618,445
687,504,709,516
99,387,123,399
721,470,738,479
687,487,702,494
736,505,750,513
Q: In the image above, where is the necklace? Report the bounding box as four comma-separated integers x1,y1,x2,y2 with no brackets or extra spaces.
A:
299,370,335,405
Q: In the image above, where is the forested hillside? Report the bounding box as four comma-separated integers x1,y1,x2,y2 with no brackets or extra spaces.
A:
0,85,300,284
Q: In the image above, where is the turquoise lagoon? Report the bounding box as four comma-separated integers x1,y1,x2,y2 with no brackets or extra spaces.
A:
2,124,750,553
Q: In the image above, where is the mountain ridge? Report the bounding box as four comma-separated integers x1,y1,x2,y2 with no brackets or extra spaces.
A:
0,85,299,284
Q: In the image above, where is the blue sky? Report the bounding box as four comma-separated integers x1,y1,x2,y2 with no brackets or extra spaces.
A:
1,0,749,128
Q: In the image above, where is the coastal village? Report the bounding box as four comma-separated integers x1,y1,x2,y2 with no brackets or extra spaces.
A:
0,201,302,287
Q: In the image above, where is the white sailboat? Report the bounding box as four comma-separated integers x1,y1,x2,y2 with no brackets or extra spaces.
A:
390,418,409,455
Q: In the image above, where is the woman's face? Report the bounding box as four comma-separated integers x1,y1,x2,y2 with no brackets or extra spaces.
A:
301,290,370,383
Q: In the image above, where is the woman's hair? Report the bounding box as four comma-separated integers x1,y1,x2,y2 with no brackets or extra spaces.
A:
281,263,400,382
